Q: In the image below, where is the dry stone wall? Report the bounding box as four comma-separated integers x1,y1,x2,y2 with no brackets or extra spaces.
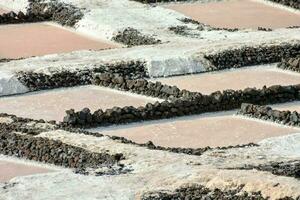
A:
204,43,300,70
63,84,300,127
278,56,300,72
0,0,83,26
238,103,300,127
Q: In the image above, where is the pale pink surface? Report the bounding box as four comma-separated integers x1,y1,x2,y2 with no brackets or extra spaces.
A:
0,8,7,14
0,23,117,59
0,161,50,183
0,86,158,122
155,68,300,94
167,0,300,29
99,115,299,148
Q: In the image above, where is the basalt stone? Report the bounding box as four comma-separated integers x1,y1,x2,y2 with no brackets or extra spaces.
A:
278,56,300,72
230,160,300,180
238,103,300,127
17,61,147,91
141,184,270,200
0,0,83,26
205,43,300,70
63,83,300,128
268,0,300,9
112,27,161,47
0,131,123,175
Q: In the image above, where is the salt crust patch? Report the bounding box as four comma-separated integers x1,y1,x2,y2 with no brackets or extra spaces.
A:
1,130,297,199
0,28,299,77
0,117,13,124
0,0,28,12
0,71,28,97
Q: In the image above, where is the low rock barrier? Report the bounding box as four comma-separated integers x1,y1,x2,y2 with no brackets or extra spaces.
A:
142,184,271,200
0,131,124,175
63,84,300,127
204,43,300,70
238,103,300,127
269,0,300,9
16,61,147,91
112,27,161,47
278,56,300,72
0,0,83,26
92,73,195,100
228,160,300,180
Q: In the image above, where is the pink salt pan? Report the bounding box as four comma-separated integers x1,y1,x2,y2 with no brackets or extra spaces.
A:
0,86,158,122
0,23,118,59
0,161,50,182
95,115,300,148
167,0,300,29
155,67,300,94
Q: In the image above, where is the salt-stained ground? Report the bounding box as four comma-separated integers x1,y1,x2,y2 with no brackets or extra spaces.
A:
166,0,300,29
0,85,159,121
90,112,300,148
0,22,118,59
0,0,299,97
154,65,300,94
0,0,300,199
1,128,300,200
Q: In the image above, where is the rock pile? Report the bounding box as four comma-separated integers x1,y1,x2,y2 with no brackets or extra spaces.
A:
112,27,161,47
238,103,300,127
63,84,300,127
231,160,300,180
92,73,192,100
0,131,124,175
16,61,147,91
141,184,272,200
28,0,84,26
278,56,300,72
204,43,300,70
269,0,300,9
0,0,83,26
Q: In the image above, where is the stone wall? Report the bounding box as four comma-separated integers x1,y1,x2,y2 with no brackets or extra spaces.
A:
204,43,300,70
0,130,123,175
238,103,300,127
0,113,257,157
0,0,83,26
142,184,270,200
63,84,300,127
278,56,300,72
269,0,300,9
92,73,195,100
16,61,147,91
229,160,300,180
